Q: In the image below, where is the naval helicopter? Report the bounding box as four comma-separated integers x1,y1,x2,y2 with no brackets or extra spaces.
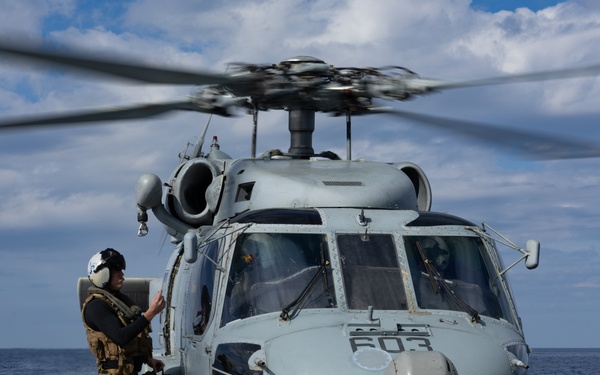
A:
2,42,600,375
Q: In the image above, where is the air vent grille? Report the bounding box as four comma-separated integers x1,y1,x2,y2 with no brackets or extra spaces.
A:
322,181,364,186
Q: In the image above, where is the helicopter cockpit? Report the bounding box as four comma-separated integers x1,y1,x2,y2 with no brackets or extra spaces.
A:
201,209,518,330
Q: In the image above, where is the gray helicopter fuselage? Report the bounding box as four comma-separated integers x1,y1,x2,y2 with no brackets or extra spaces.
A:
134,152,530,375
156,208,527,375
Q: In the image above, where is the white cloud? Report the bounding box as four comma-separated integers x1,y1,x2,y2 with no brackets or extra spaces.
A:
1,0,600,349
0,189,128,228
0,1,74,40
573,280,600,288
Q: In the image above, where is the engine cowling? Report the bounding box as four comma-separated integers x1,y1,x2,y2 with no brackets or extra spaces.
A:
167,158,225,226
392,162,432,211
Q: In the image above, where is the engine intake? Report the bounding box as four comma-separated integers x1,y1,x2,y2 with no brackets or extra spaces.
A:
393,162,432,211
167,159,225,226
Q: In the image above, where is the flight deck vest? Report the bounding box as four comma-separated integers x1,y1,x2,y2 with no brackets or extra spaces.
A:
82,288,152,375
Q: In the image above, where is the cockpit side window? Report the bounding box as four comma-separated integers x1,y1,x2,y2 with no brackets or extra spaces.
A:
221,233,335,326
404,235,507,320
187,240,219,336
337,234,408,310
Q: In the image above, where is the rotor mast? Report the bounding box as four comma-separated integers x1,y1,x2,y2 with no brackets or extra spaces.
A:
288,109,315,158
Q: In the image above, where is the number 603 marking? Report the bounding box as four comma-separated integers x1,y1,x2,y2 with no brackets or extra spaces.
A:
349,336,433,353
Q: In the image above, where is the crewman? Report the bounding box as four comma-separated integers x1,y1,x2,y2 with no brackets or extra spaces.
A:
82,248,165,375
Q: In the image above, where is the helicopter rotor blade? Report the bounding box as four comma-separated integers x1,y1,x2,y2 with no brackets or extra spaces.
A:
419,63,600,91
375,108,600,160
0,42,233,85
0,101,200,131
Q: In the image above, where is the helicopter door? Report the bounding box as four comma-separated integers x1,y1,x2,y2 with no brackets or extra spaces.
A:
337,233,408,310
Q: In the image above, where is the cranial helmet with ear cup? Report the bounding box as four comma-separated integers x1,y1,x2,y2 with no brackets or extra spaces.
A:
88,248,126,288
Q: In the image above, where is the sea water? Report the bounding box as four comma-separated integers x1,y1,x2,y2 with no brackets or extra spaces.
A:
0,348,96,374
528,348,600,374
0,348,598,374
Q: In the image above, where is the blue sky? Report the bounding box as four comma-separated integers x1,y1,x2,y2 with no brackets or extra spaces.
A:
1,0,599,350
470,0,565,12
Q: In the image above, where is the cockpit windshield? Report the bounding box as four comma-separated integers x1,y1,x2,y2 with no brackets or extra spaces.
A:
338,234,408,310
220,231,514,325
404,235,508,320
221,232,336,326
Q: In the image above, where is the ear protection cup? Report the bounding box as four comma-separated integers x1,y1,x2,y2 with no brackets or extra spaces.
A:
87,248,126,288
89,266,111,288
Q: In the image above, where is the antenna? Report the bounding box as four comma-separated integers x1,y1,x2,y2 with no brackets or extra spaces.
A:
191,114,213,159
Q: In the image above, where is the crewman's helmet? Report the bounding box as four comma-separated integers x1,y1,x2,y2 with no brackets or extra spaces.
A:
88,248,126,288
422,236,450,272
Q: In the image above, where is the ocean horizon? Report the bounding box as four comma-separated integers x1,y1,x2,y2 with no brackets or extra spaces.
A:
0,347,598,374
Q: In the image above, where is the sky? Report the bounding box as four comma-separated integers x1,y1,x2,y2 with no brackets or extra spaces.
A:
0,0,599,350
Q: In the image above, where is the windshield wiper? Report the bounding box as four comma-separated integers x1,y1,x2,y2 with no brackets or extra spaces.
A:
280,252,330,321
416,241,481,323
416,241,440,294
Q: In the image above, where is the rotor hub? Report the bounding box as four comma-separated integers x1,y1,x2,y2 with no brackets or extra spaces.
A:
281,56,326,64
